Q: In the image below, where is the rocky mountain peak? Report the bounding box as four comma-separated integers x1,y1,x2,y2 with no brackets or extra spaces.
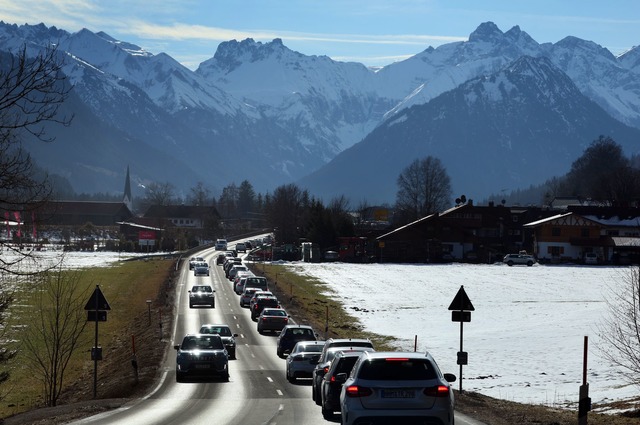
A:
468,21,504,43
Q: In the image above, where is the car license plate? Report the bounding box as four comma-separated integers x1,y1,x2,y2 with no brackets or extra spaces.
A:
195,364,211,369
382,389,414,398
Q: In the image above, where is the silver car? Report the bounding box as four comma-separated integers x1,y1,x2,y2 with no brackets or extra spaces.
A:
199,323,238,360
503,253,536,266
339,351,456,425
285,340,326,383
239,287,261,307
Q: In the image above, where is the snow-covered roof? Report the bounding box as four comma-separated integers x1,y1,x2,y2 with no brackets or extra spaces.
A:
116,221,161,231
583,215,640,227
522,212,572,227
611,237,640,247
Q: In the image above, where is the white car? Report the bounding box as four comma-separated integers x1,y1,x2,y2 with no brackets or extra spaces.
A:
584,252,598,264
503,253,536,266
340,351,456,425
215,239,228,250
228,265,248,280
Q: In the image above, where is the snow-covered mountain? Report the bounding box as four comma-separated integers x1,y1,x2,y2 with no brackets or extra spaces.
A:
298,55,640,204
0,20,638,204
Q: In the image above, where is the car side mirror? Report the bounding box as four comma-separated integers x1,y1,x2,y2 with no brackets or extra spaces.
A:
444,373,456,383
188,290,191,293
233,333,239,337
335,373,348,383
173,344,180,350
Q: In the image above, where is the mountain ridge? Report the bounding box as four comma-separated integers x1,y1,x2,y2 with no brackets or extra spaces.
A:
0,20,638,204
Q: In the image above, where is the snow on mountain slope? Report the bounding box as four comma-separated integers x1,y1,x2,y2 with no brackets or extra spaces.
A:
197,38,393,154
58,28,248,116
298,55,640,204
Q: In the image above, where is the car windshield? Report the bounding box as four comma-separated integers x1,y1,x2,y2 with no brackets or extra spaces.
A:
263,309,286,316
182,336,224,350
200,326,232,336
289,328,314,338
358,358,437,380
192,286,212,293
334,356,360,374
246,277,266,285
297,343,323,353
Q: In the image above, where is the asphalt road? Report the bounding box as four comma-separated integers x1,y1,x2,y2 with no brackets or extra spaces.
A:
70,247,485,425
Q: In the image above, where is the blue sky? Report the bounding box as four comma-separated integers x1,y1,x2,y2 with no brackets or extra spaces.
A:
0,0,638,70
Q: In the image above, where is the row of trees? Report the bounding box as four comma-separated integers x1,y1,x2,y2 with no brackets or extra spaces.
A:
543,136,640,207
0,44,81,406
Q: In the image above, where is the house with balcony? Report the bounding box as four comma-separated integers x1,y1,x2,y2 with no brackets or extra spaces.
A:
524,207,640,264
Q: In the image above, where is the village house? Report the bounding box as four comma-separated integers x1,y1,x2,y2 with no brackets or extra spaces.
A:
524,206,640,264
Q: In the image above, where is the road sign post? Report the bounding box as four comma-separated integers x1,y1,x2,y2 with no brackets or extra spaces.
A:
448,285,474,393
84,285,111,399
578,336,591,424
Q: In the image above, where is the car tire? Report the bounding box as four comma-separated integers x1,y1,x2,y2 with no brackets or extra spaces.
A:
277,350,283,358
212,300,215,308
222,372,230,382
176,372,185,382
527,261,533,266
258,328,263,334
189,303,193,308
314,383,322,406
322,406,333,420
507,261,514,266
229,350,236,360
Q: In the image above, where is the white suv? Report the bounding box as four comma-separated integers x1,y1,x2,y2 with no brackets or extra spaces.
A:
215,239,228,250
340,351,456,425
503,253,536,266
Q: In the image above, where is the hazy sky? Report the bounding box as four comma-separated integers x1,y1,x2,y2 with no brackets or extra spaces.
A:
0,0,638,70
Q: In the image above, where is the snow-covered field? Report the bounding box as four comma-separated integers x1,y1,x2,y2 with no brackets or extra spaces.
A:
0,247,153,273
281,261,635,410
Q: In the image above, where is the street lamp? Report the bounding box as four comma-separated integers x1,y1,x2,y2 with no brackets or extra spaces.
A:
146,299,152,325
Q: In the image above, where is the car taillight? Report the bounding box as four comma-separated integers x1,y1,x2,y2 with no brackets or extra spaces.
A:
283,317,288,322
345,385,372,397
323,366,329,374
423,385,450,397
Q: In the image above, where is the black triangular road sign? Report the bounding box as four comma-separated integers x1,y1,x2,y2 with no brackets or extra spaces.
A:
84,285,111,311
448,285,474,311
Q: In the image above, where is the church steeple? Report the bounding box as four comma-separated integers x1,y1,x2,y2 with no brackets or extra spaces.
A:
123,165,133,212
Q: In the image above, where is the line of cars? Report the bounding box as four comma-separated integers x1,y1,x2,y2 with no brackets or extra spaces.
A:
218,248,292,334
276,329,457,424
184,246,456,423
176,253,238,382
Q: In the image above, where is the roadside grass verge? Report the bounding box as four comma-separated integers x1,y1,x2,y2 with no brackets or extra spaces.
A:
0,257,174,419
248,262,396,351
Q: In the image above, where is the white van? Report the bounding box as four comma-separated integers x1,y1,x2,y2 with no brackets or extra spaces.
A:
215,239,228,250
